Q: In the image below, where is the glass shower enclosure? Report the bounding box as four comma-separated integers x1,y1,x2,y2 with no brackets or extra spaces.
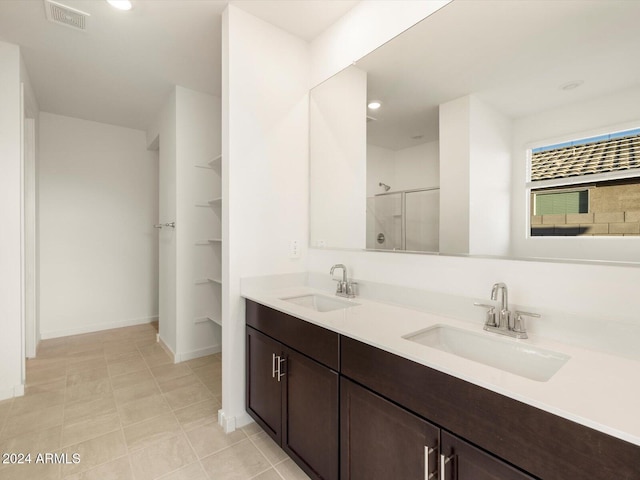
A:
366,187,439,252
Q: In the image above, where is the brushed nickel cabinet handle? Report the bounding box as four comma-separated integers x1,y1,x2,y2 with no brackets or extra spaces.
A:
440,454,453,480
425,446,436,480
271,353,276,378
277,356,286,382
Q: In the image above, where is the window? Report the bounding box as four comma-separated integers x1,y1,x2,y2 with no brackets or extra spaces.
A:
528,128,640,237
533,189,588,215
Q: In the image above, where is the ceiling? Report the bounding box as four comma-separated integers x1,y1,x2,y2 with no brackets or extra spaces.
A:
357,0,640,150
0,0,357,131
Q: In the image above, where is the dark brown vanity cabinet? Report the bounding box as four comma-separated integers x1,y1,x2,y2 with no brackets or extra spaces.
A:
341,377,533,480
246,300,340,480
247,300,640,480
439,432,535,480
341,377,440,480
246,327,283,442
341,336,640,480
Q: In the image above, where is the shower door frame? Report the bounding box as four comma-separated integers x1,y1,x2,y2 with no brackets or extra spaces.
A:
373,186,440,251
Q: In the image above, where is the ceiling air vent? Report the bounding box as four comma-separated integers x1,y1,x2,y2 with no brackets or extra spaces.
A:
44,0,90,31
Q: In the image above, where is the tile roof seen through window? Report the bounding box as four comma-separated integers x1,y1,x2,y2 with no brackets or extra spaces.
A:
531,132,640,181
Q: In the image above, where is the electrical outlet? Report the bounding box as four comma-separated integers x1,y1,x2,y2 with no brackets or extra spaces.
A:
289,239,300,258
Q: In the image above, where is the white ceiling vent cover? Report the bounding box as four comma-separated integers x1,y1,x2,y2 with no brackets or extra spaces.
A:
44,0,90,31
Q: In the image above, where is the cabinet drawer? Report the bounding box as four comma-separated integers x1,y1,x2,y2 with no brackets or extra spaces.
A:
341,336,640,480
246,300,340,371
440,431,534,480
341,377,439,480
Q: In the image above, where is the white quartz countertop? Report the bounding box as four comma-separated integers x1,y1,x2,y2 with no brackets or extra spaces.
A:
242,285,640,447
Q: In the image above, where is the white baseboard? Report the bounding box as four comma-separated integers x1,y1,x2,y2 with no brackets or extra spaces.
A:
158,336,176,364
176,344,221,363
0,384,25,401
217,409,253,433
40,315,158,340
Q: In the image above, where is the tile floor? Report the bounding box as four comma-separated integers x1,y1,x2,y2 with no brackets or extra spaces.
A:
0,323,311,480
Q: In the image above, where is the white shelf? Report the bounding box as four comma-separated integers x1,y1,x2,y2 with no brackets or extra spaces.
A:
194,154,222,170
195,238,222,245
194,277,222,285
194,315,222,327
195,197,222,207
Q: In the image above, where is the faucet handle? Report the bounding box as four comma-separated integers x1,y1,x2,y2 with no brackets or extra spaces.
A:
513,311,540,335
474,303,497,327
473,303,494,309
345,281,358,297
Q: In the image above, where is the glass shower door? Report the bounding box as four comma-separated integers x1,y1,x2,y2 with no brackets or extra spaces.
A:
405,189,439,252
367,193,402,250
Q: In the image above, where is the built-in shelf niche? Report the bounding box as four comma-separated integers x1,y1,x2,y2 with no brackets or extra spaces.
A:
195,239,222,245
194,154,222,170
195,197,222,207
194,315,222,327
194,277,222,285
193,151,222,335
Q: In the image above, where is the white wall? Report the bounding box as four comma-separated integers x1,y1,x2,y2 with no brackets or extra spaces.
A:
310,65,367,249
394,141,439,191
175,87,222,359
39,113,159,338
310,0,451,87
511,85,640,262
0,41,24,399
439,95,511,255
366,144,394,196
20,53,40,358
148,90,177,355
306,0,640,361
439,96,471,254
468,96,511,256
222,5,310,431
367,141,439,196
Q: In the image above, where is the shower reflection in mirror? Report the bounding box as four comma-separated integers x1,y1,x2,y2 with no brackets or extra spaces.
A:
367,187,440,252
366,136,440,253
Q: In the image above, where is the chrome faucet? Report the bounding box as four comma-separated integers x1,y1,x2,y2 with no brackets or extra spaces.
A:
475,282,540,339
491,282,510,330
329,264,357,298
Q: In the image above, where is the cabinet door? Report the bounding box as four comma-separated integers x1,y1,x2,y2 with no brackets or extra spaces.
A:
341,377,439,480
440,431,536,480
282,347,339,480
246,326,282,443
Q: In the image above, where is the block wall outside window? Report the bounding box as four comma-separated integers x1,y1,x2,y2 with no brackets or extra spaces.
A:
528,127,640,237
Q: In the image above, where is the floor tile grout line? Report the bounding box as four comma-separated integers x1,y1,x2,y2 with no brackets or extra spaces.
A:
131,336,201,480
60,341,118,479
18,326,229,480
245,430,293,476
56,328,154,478
248,465,284,480
104,330,158,480
165,368,221,480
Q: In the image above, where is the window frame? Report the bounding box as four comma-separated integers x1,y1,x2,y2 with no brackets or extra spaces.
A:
525,123,640,239
531,186,590,216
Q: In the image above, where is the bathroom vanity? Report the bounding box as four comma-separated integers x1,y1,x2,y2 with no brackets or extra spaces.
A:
244,291,640,480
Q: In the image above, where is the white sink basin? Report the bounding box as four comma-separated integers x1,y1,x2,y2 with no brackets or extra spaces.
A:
281,294,360,312
403,324,570,382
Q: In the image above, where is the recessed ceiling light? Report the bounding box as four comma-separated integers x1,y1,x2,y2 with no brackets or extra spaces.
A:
560,80,584,91
368,101,381,110
106,0,132,10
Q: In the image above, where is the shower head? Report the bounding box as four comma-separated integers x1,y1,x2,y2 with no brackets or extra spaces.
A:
379,182,391,192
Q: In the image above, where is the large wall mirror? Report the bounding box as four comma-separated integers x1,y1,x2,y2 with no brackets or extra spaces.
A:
309,0,640,263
